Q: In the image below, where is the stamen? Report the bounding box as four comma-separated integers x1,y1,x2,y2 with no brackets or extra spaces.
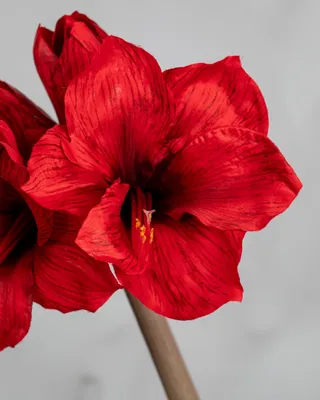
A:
130,188,155,254
149,228,154,244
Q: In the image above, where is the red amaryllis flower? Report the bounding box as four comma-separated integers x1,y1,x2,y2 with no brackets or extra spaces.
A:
34,11,107,123
24,35,302,320
0,82,119,350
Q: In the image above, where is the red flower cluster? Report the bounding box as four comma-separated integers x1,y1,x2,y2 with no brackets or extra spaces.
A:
0,12,302,350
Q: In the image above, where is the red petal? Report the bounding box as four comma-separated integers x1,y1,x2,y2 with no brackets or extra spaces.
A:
0,250,34,351
34,13,107,123
163,57,269,152
116,216,243,320
226,230,246,264
50,212,84,243
0,122,53,246
0,122,28,189
24,197,53,246
0,81,54,158
53,12,107,54
23,125,106,217
0,180,24,238
69,12,107,42
0,121,24,165
33,241,120,313
65,35,175,184
161,127,302,231
76,181,139,274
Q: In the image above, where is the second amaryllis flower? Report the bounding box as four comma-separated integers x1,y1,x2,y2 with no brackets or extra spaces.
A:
0,82,120,351
24,34,302,320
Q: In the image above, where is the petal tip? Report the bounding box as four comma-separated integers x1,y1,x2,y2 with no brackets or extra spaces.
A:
232,286,244,302
224,55,242,67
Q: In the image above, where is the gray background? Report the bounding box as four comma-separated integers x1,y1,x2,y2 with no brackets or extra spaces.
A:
0,0,318,399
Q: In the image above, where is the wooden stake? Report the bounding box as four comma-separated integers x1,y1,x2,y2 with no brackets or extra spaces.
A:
126,291,200,400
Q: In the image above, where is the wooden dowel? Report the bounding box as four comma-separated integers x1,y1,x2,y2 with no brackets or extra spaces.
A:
126,291,200,400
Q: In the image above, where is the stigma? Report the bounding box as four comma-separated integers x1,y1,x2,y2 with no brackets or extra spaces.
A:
130,188,155,248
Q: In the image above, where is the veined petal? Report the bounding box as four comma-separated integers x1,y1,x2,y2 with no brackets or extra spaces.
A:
116,216,243,320
0,81,54,158
161,127,302,231
76,181,139,274
34,12,107,123
163,57,268,151
0,121,24,166
65,35,175,184
226,230,246,264
0,122,53,246
0,122,29,189
49,211,84,243
52,11,107,55
33,241,120,313
24,196,53,247
23,125,106,216
0,250,34,351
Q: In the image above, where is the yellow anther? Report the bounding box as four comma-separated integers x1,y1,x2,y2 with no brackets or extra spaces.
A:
139,225,147,243
149,228,154,244
134,219,154,245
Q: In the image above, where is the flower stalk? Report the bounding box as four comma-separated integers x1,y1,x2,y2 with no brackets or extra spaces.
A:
126,291,200,400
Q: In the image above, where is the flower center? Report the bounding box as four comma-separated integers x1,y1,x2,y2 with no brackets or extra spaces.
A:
129,187,155,254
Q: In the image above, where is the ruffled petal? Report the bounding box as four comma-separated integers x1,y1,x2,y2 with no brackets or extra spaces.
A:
0,121,24,165
0,121,28,188
0,250,34,351
76,181,138,274
159,127,302,231
116,216,243,320
34,12,107,123
33,241,120,313
0,81,54,158
163,57,268,151
65,35,175,184
0,122,53,246
23,125,106,216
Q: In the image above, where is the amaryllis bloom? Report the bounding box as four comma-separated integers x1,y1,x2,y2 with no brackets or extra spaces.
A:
24,34,302,320
34,11,107,123
0,82,119,350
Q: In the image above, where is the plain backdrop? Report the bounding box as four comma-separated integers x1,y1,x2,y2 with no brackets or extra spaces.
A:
0,0,318,399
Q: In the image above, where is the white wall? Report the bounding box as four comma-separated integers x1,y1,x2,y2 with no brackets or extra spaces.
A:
0,1,318,399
